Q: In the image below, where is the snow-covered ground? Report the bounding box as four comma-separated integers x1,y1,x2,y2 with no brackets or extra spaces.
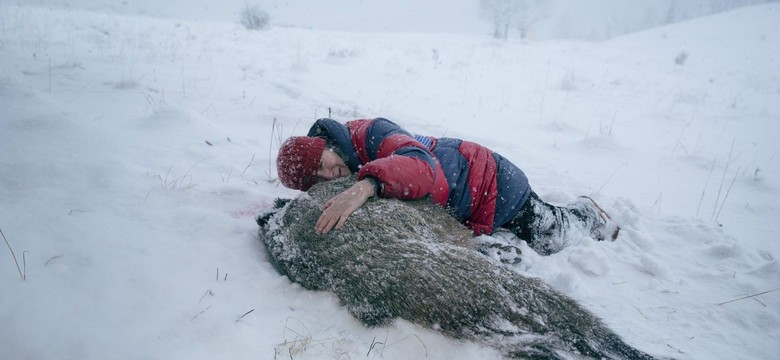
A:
1,2,779,359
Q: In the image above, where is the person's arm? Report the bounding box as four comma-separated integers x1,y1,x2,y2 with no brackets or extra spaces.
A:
316,118,434,234
314,178,376,235
351,118,437,200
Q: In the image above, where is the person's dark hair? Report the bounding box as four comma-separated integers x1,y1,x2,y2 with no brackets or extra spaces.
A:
325,138,347,162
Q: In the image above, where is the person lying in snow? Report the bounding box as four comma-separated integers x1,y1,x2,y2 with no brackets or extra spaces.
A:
275,117,619,255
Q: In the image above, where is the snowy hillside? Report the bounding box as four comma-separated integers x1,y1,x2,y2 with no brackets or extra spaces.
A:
1,2,779,360
7,0,775,40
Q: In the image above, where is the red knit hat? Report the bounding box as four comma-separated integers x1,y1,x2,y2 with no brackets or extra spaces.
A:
276,136,326,191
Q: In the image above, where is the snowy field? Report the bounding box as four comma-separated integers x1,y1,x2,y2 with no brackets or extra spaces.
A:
1,2,779,359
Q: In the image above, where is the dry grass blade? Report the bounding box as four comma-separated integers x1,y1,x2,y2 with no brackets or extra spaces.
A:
1,226,25,281
696,157,717,217
714,166,740,224
377,333,428,357
717,288,780,306
711,137,736,222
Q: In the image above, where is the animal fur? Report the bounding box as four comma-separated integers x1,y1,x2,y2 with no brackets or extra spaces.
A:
257,176,656,359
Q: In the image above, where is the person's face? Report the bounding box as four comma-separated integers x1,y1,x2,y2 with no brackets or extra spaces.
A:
317,148,350,181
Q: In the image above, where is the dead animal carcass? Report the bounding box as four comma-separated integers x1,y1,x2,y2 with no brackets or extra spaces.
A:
257,176,655,359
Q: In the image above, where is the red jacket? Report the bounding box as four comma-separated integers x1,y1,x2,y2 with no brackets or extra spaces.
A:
307,118,530,235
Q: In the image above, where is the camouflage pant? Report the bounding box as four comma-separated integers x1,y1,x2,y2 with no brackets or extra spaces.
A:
503,191,595,255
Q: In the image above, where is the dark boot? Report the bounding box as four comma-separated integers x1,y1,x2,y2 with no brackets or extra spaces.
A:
572,196,620,241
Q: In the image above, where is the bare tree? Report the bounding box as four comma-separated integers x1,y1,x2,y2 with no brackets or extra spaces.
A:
480,0,549,40
514,0,549,39
480,0,515,40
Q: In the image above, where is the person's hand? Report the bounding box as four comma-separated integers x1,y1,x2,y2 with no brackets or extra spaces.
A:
315,179,376,235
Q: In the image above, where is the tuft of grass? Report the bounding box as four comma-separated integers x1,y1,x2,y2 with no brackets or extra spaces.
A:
239,4,270,31
367,331,428,358
143,88,166,116
160,163,197,191
220,168,232,184
274,317,350,359
144,161,202,201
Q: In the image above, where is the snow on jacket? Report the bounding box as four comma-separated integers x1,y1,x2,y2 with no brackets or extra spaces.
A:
307,117,531,235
